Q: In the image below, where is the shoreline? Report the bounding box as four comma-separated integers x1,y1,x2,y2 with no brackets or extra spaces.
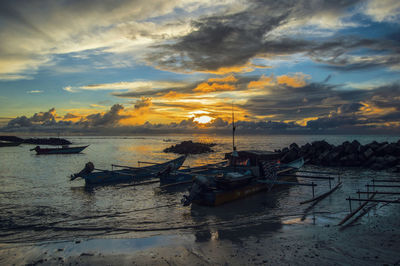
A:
1,203,399,265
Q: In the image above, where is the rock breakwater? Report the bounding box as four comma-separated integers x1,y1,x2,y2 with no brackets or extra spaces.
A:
277,139,400,171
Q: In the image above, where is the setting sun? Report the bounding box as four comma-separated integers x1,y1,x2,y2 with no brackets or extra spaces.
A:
194,115,213,124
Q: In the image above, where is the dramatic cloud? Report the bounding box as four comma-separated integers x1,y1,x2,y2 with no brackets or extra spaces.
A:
84,104,127,127
146,0,368,72
146,0,400,73
363,0,400,22
134,97,152,109
6,108,57,127
193,82,236,93
0,0,233,79
1,0,400,135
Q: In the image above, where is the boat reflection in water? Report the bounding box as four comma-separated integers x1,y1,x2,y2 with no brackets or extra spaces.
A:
189,189,285,243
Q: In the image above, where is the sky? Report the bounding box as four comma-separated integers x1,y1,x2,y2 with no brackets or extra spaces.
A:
0,0,400,134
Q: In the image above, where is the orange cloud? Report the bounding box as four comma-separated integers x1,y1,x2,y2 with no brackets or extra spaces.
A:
159,91,189,99
208,74,238,83
203,64,254,75
248,75,274,89
193,82,236,93
359,101,396,117
296,117,319,126
276,74,308,88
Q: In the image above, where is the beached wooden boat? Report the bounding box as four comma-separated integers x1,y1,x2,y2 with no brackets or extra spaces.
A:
30,145,89,155
181,155,305,206
160,153,304,189
0,141,22,147
183,167,300,206
72,155,186,185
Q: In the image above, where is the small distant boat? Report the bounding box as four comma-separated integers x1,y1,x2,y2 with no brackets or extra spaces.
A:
0,141,22,147
30,145,89,155
71,155,186,185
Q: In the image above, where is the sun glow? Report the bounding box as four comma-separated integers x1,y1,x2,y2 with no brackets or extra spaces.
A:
194,115,213,124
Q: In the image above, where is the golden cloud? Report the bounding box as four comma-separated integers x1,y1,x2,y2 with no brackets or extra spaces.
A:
358,101,396,117
296,116,319,126
247,73,310,89
159,91,190,99
193,82,236,93
207,74,238,83
202,64,255,75
248,75,274,89
276,74,309,88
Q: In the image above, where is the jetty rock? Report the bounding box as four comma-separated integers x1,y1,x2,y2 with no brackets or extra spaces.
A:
163,140,216,154
278,139,400,171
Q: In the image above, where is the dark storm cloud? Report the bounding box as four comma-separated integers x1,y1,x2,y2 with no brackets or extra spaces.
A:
6,108,57,127
30,108,56,123
243,82,345,119
145,0,400,72
134,97,152,109
338,103,363,114
242,81,400,121
85,104,127,126
146,0,397,72
306,115,361,129
4,104,128,131
6,116,32,128
368,83,400,109
303,83,400,130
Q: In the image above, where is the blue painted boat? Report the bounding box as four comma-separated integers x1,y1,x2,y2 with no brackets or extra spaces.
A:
72,155,186,185
31,145,89,155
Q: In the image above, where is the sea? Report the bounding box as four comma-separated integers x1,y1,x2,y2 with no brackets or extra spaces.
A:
1,134,399,245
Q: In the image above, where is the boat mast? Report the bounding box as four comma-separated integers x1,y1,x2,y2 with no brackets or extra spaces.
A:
232,102,236,152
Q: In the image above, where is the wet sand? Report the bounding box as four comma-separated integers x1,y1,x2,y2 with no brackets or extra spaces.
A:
1,202,399,266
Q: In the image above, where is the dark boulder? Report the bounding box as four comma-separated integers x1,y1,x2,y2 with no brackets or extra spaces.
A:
280,148,299,163
367,141,381,151
289,143,299,151
363,148,374,159
311,140,332,152
375,143,390,156
382,143,400,157
383,155,398,168
300,143,311,154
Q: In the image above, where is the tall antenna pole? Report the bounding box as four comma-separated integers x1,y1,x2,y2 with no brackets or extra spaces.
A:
232,103,234,151
232,102,237,169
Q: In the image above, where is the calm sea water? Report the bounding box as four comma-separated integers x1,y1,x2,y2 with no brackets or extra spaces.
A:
0,134,399,244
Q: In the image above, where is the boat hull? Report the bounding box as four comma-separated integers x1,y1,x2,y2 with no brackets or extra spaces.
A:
34,145,89,154
194,174,297,206
84,169,144,184
82,155,186,185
